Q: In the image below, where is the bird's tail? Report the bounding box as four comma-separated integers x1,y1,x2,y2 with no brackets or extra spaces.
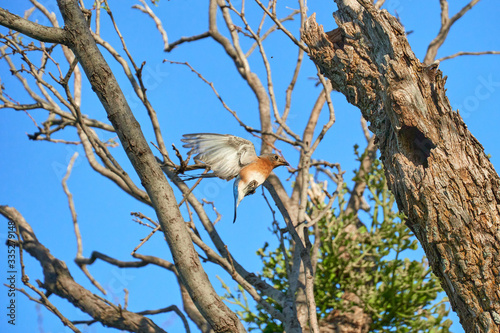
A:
233,196,243,223
233,205,238,224
233,178,242,223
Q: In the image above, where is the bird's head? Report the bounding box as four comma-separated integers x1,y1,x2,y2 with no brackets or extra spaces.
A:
263,154,289,168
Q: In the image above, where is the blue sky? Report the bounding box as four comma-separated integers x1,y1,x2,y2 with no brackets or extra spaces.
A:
1,1,499,332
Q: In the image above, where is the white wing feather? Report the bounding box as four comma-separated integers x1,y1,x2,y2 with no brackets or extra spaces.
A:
181,133,258,180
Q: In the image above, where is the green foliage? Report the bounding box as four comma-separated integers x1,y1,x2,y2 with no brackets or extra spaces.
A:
314,154,451,332
223,147,453,332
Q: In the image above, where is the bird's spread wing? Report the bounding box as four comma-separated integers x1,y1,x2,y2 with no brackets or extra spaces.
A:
181,133,258,180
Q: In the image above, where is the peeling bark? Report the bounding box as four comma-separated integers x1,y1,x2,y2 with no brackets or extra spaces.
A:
302,1,500,332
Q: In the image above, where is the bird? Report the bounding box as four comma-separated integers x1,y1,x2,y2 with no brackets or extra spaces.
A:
181,133,289,223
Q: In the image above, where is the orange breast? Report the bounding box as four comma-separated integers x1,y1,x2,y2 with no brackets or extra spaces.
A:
240,158,274,184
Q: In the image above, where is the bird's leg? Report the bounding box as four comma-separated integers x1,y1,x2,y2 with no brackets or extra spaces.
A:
233,179,259,223
245,180,259,197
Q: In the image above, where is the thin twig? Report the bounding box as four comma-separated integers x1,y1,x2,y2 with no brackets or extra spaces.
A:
62,152,81,257
254,0,309,52
309,70,335,153
11,284,82,333
261,186,277,222
186,228,285,321
131,225,161,255
178,172,206,207
305,177,344,228
132,0,169,50
423,0,482,64
131,211,159,227
75,251,150,268
73,305,190,332
245,10,300,58
202,199,222,225
227,1,302,143
10,210,81,332
130,212,161,255
437,50,500,62
164,60,254,132
165,32,211,52
62,152,107,295
113,2,169,157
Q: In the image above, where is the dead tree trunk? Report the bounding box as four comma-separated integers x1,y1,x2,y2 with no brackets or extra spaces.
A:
302,1,500,332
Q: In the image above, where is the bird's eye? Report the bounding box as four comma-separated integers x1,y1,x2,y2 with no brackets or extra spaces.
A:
274,155,279,160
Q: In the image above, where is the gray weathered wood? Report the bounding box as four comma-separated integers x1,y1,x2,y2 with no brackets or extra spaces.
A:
302,1,500,332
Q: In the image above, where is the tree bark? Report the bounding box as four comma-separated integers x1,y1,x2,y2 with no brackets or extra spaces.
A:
302,1,500,332
0,7,66,43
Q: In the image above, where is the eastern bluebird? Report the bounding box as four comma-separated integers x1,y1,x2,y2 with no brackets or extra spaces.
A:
181,133,289,223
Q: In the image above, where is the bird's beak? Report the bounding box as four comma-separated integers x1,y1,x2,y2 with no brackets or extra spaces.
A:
280,159,289,167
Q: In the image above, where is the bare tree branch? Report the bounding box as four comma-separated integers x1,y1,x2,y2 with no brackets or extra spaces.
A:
302,227,319,333
76,251,150,268
29,0,83,107
345,136,377,218
245,10,300,58
0,8,67,43
141,305,191,333
423,0,481,64
209,0,275,153
131,253,214,333
0,205,167,333
12,284,81,333
309,72,335,153
165,31,211,52
76,126,151,205
62,152,107,295
100,0,170,161
52,1,245,331
437,50,500,62
132,0,169,51
72,305,191,333
253,0,308,53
